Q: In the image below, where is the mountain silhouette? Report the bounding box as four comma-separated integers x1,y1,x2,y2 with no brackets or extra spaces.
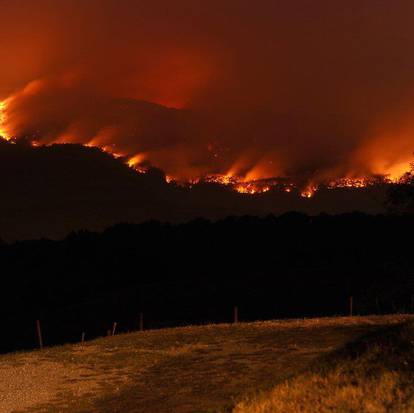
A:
0,139,386,240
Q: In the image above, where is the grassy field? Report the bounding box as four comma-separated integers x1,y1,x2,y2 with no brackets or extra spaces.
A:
0,315,412,413
234,318,414,413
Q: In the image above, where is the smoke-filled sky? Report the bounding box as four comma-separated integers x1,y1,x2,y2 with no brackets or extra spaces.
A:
1,0,414,182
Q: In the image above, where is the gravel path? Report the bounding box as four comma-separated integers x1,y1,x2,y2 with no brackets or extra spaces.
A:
0,355,98,413
0,316,410,413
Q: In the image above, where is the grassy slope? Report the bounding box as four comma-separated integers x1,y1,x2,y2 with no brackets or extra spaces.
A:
1,316,411,413
234,319,414,413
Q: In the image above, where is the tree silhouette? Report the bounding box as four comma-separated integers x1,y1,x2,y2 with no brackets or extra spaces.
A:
387,163,414,213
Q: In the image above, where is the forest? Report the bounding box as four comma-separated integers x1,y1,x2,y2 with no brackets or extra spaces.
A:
0,212,413,353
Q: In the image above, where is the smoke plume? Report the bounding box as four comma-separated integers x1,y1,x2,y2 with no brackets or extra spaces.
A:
1,0,414,182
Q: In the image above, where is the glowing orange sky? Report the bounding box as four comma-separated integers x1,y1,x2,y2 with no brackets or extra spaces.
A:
1,0,414,182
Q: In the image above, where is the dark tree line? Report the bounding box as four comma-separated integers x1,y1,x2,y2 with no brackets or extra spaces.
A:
387,164,414,213
0,212,414,353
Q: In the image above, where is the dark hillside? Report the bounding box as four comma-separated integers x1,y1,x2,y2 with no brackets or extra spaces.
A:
0,213,413,352
0,140,387,240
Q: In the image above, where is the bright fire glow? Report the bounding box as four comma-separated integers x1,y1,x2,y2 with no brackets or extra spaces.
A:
0,101,10,140
127,153,146,168
2,3,414,200
301,185,317,198
204,174,272,194
326,178,368,189
235,184,270,195
0,81,412,197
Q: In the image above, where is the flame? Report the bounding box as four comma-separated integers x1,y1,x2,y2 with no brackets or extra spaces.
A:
101,146,124,159
379,161,410,181
301,185,317,198
0,79,413,198
2,2,414,196
0,100,10,140
127,153,146,168
204,174,271,194
127,153,148,173
326,177,368,189
205,174,237,185
235,184,270,194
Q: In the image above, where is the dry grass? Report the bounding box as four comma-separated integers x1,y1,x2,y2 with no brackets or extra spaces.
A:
234,321,414,413
0,315,412,413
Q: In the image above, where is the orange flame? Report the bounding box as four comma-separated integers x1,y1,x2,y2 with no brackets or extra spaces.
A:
0,79,412,197
0,100,10,140
127,153,146,168
301,185,317,198
127,153,148,173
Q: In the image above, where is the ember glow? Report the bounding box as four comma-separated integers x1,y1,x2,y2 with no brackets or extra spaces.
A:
0,85,410,198
203,174,273,195
1,1,414,196
301,186,318,199
127,153,147,170
0,101,10,141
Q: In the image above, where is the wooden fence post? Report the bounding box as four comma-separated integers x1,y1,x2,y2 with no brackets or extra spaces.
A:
36,319,43,350
349,296,353,317
112,322,117,336
139,312,144,331
234,306,238,324
81,332,86,344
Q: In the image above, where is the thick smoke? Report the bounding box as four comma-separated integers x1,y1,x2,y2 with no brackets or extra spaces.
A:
1,0,414,182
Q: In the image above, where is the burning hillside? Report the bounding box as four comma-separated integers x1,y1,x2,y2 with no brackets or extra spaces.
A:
1,1,414,195
184,174,396,198
0,138,400,240
0,91,405,199
0,92,411,199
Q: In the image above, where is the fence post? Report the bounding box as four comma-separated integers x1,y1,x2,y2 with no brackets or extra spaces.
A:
36,319,43,350
234,306,238,324
112,322,117,336
139,312,144,331
81,332,86,344
349,296,353,317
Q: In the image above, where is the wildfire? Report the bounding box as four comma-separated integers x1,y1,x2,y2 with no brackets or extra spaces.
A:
180,170,408,197
127,153,146,168
300,185,317,198
234,184,270,194
102,147,124,159
326,177,369,189
203,174,272,194
0,82,411,197
205,174,237,186
0,100,10,140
